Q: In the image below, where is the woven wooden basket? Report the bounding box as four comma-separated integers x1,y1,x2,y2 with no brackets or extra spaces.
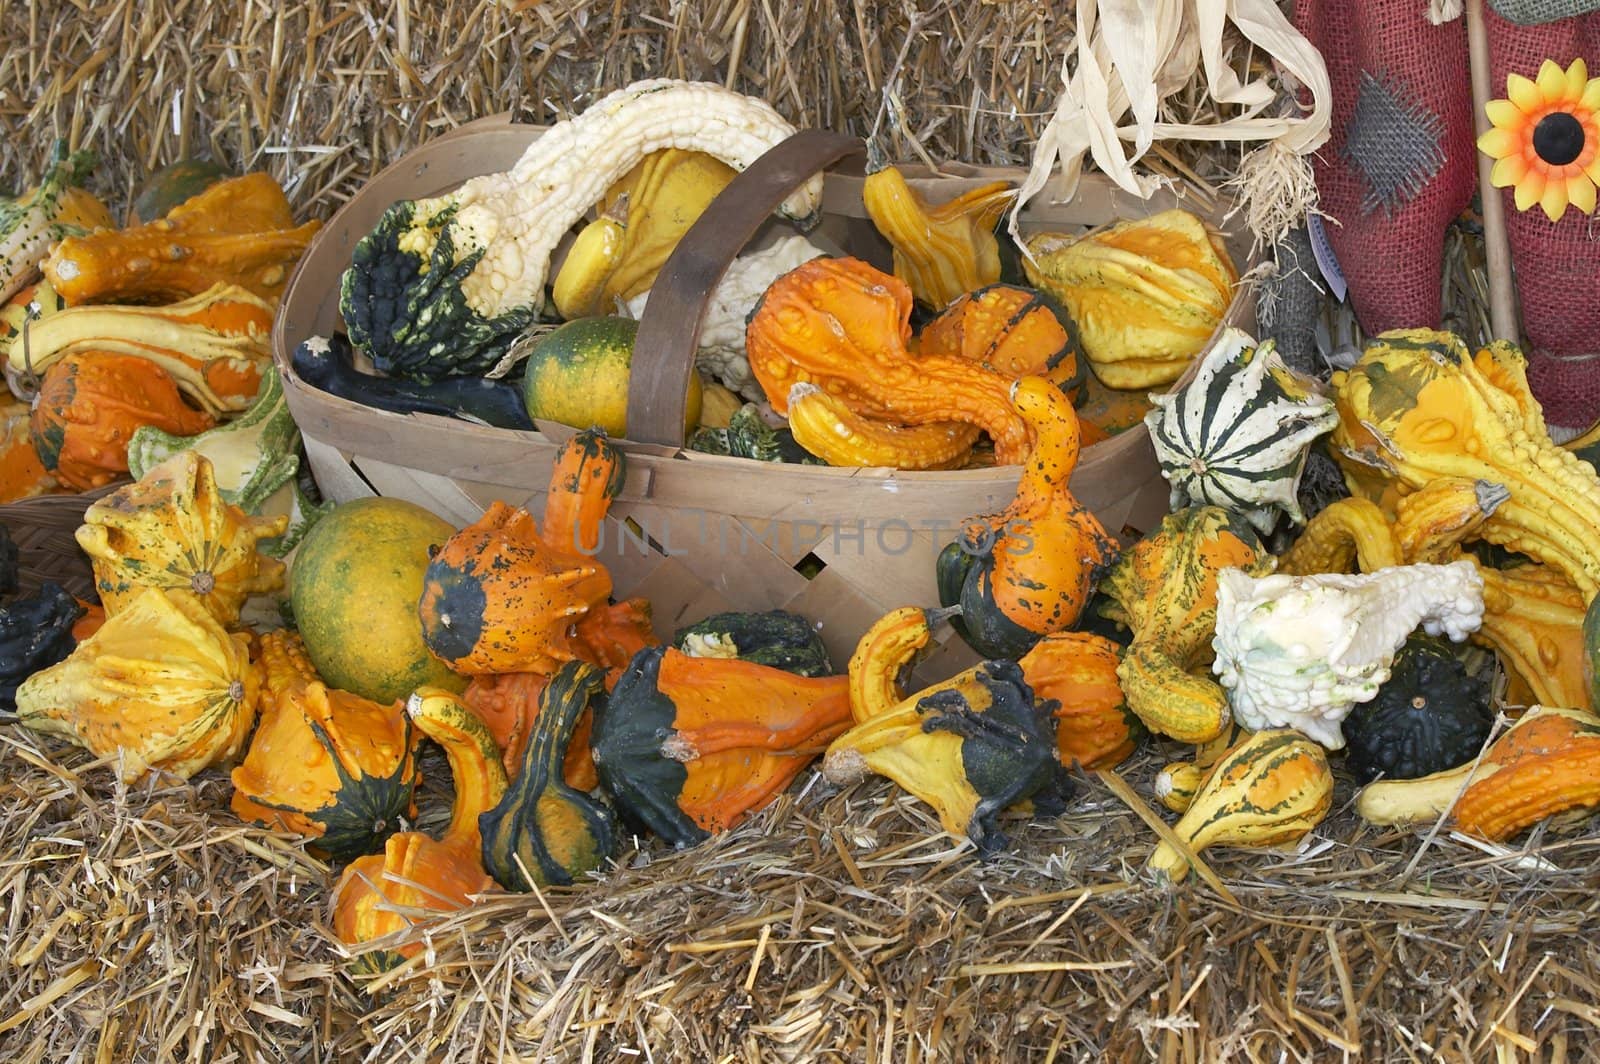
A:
272,117,1256,674
0,488,113,601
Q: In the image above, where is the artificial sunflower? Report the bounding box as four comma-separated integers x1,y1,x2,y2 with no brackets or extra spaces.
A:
1478,58,1600,222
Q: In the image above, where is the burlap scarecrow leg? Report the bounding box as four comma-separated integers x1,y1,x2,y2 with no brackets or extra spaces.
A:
1484,5,1600,434
1294,1,1481,335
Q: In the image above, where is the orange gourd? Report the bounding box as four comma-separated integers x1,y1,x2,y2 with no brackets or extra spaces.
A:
918,284,1085,403
1018,632,1139,769
42,173,321,305
745,257,1031,463
29,352,214,490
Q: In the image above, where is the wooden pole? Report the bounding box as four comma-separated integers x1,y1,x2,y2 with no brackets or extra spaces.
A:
1465,0,1519,342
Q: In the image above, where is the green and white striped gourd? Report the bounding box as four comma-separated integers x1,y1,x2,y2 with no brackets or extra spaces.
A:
1144,327,1338,534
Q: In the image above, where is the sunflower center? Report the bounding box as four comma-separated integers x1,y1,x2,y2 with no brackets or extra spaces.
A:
1533,111,1585,167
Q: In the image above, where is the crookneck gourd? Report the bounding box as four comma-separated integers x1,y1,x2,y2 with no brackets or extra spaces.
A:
42,173,320,304
341,79,819,381
0,143,114,305
1211,561,1486,749
860,165,1014,310
480,661,618,890
1355,706,1600,843
3,283,273,416
230,631,421,861
1023,210,1238,389
592,646,855,847
1275,478,1589,712
918,284,1085,401
419,430,624,675
1340,636,1494,784
552,148,737,318
16,587,257,783
0,583,83,709
787,383,981,470
76,451,289,626
745,257,1032,463
1096,506,1270,743
939,377,1119,658
30,352,216,491
674,609,834,678
1330,330,1600,598
1147,729,1333,883
847,605,962,723
331,689,507,976
1144,328,1338,534
823,659,1073,854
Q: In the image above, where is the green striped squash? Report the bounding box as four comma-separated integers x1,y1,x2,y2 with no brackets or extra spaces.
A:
1144,328,1339,534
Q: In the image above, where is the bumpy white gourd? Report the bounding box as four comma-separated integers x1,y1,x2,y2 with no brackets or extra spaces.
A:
1211,561,1486,748
627,234,826,401
409,80,822,320
1145,327,1339,534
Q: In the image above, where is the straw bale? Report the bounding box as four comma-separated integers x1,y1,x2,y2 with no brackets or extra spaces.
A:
0,0,1252,221
4,720,1598,1061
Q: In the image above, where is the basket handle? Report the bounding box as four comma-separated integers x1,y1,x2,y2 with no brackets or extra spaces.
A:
626,129,865,447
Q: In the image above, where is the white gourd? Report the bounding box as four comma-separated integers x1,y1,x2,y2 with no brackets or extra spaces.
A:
1210,561,1487,749
411,80,823,321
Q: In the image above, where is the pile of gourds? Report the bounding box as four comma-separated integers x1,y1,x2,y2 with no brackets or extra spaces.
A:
0,148,322,514
314,78,1240,471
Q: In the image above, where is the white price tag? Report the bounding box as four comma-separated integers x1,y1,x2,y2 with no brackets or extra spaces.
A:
1306,214,1348,303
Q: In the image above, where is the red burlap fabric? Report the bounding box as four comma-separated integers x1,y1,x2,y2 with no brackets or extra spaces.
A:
1294,1,1478,335
1296,2,1600,431
1487,8,1600,431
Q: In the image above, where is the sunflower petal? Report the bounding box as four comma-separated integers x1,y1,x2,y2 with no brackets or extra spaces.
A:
1538,61,1569,104
1588,158,1600,186
1566,60,1590,104
1540,177,1569,221
1569,176,1597,216
1508,73,1543,115
1485,99,1524,130
1582,78,1600,113
1478,127,1520,159
1515,171,1547,211
1492,156,1528,187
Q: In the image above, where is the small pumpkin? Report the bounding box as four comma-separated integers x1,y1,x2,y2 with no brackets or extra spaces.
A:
1097,506,1272,743
0,583,83,710
330,688,506,976
30,352,215,491
1147,729,1334,882
860,166,1014,309
592,646,855,847
16,587,258,783
823,659,1073,854
43,173,321,305
918,284,1084,402
230,631,421,861
1017,632,1139,769
1340,636,1493,784
944,376,1119,658
745,257,1031,463
480,661,618,890
76,451,288,626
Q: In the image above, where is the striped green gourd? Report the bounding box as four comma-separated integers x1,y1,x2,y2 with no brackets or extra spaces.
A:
1144,327,1339,534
